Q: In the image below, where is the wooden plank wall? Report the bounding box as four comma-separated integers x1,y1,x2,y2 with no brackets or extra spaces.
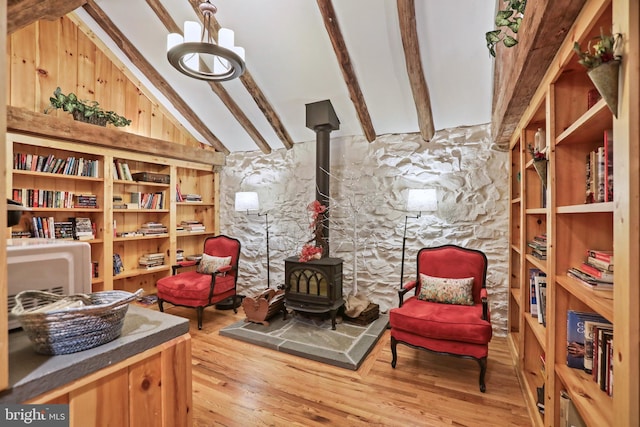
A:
7,16,203,150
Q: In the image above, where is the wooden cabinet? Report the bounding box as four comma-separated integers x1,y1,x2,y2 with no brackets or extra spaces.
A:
5,132,220,297
26,334,192,427
508,0,639,426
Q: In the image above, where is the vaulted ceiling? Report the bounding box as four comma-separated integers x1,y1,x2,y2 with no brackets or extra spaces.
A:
9,0,585,154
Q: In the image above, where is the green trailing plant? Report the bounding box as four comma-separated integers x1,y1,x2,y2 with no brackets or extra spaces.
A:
45,87,132,127
485,0,527,57
573,29,622,70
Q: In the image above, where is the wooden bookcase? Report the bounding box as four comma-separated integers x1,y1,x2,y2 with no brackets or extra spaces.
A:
508,0,639,426
5,132,220,297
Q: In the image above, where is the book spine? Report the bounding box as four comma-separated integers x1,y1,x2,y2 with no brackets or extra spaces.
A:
580,262,613,280
587,249,613,262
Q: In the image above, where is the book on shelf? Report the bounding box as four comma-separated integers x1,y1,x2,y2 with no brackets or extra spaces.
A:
176,184,184,202
567,310,609,369
567,267,614,289
70,217,95,240
528,268,543,317
586,249,613,263
537,281,547,326
534,274,547,325
586,255,613,272
113,253,124,275
593,327,614,395
584,319,612,374
604,129,614,202
577,262,613,282
559,391,587,427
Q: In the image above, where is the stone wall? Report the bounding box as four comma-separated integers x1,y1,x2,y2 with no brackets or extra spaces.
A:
220,124,510,335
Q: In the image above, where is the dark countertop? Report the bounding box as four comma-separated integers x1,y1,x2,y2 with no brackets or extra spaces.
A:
0,305,190,403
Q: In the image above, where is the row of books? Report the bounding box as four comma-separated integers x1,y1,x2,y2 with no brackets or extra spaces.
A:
177,220,205,233
567,249,613,291
529,268,547,326
12,188,100,209
113,159,134,181
527,233,547,260
138,253,165,269
113,253,124,275
130,192,165,210
138,222,168,235
567,310,613,396
28,216,94,240
585,129,613,204
175,184,203,203
13,152,100,177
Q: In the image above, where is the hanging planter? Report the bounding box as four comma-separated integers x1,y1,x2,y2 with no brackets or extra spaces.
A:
573,30,622,118
587,59,620,117
532,159,548,188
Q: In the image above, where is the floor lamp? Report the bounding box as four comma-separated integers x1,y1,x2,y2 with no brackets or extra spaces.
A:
235,191,270,288
400,188,438,288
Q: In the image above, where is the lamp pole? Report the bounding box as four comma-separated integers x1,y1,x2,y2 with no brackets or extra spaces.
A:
400,212,421,288
258,212,270,289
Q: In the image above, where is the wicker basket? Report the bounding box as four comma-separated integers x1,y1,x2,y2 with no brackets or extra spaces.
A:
12,289,142,355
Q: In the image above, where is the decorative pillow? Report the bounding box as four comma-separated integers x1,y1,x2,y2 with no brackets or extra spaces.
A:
196,254,232,274
418,274,475,306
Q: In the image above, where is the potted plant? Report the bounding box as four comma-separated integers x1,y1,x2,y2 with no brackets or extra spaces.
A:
573,30,622,117
45,87,132,127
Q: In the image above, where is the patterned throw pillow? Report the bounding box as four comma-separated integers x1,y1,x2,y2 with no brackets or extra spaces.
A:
418,273,475,305
196,254,232,274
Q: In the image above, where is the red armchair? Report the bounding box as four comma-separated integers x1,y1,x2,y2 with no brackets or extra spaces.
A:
157,235,241,329
389,244,492,392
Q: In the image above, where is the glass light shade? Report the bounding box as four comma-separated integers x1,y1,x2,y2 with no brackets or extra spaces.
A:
406,188,437,212
167,33,183,51
235,192,259,212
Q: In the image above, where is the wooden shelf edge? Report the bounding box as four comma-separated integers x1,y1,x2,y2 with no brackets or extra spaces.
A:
555,99,611,145
113,265,170,279
556,275,614,322
13,170,103,181
556,202,614,214
524,313,547,350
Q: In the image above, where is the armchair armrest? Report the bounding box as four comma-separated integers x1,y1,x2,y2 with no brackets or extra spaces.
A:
398,280,417,307
171,260,198,275
215,264,233,274
480,288,489,321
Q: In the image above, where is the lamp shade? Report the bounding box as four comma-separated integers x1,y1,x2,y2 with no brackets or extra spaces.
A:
406,189,437,212
235,192,259,212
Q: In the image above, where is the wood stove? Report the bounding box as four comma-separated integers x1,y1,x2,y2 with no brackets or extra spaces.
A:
285,99,344,329
284,257,344,329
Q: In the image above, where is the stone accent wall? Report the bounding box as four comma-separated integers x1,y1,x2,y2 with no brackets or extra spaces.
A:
220,124,510,335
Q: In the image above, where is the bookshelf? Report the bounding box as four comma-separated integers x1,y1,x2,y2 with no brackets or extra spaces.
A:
174,165,219,264
6,133,220,298
508,1,639,426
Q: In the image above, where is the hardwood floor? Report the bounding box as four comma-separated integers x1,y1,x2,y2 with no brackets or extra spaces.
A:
161,305,533,427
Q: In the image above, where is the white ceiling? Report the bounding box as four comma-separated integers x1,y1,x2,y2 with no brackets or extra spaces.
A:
75,0,495,153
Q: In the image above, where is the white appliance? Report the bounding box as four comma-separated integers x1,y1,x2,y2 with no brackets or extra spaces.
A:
7,238,92,330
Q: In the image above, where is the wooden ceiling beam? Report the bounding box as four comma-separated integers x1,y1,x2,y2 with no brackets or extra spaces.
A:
8,0,86,34
7,106,225,165
316,0,376,142
397,0,435,141
491,0,586,149
82,0,230,154
152,0,271,154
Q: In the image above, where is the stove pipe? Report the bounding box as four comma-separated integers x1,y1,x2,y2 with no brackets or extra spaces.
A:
305,100,340,255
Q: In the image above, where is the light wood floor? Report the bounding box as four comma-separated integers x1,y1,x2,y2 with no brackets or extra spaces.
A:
162,305,533,427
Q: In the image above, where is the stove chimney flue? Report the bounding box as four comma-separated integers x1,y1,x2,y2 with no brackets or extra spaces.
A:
305,100,340,256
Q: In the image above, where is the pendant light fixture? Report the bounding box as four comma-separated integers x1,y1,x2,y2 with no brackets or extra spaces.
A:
167,1,246,81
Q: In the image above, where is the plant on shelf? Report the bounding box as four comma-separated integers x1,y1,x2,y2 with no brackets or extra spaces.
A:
573,29,622,69
485,0,527,57
45,87,132,127
573,29,622,117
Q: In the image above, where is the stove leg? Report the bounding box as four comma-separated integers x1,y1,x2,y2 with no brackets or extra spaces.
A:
331,308,337,330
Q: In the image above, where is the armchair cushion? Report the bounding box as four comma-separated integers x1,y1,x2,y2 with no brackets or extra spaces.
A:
390,297,492,345
418,274,474,306
196,254,231,274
